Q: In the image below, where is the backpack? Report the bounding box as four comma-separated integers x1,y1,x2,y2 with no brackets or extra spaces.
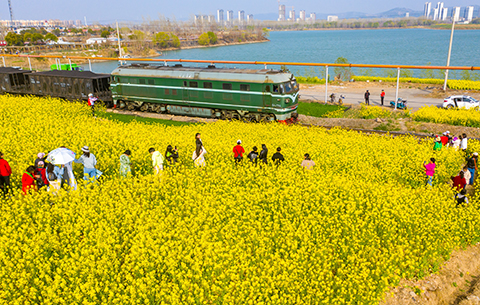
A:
48,171,56,181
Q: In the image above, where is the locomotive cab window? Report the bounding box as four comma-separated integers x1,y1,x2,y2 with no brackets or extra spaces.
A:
273,85,279,93
203,82,212,89
240,84,250,91
222,83,232,90
183,81,187,86
265,86,271,92
189,81,198,88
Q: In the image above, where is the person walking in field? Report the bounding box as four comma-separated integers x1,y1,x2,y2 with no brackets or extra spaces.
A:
440,132,449,147
380,90,385,106
364,90,370,105
45,163,61,192
247,146,259,165
466,152,478,185
22,166,39,195
301,153,315,170
455,189,469,207
34,161,49,189
0,152,12,196
75,146,98,181
149,148,164,174
192,145,207,168
35,152,47,169
88,93,97,117
452,135,461,150
423,158,436,186
119,150,132,178
233,140,245,164
259,144,268,165
433,136,442,151
272,147,285,166
195,133,203,152
461,166,472,187
451,171,466,191
165,145,179,166
461,133,468,152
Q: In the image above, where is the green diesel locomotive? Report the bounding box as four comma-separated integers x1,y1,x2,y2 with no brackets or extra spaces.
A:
110,64,299,122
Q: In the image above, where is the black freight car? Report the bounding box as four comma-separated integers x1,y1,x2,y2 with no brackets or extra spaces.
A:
27,70,112,103
0,67,32,94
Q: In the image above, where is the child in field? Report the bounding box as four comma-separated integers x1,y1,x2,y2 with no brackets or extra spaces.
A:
455,189,468,207
149,148,164,174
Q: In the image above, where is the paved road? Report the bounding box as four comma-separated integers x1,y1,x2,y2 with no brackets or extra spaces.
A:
299,85,444,110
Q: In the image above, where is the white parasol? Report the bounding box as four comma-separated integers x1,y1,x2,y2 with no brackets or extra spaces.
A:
46,148,76,165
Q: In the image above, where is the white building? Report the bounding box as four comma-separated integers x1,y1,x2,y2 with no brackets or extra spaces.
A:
227,10,233,22
86,37,107,44
424,2,432,18
452,6,461,22
299,10,306,21
441,7,448,21
310,12,316,22
289,9,295,21
327,15,339,22
433,8,439,20
465,6,474,22
436,2,444,15
217,9,224,23
278,5,286,21
238,10,245,22
208,15,215,23
247,14,254,23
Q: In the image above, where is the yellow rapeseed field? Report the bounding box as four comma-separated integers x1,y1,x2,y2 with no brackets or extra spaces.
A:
413,106,480,128
0,95,479,304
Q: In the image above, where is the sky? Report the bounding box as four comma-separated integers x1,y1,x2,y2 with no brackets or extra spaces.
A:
1,0,477,23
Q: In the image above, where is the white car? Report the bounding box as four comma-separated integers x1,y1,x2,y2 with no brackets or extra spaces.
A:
443,95,479,109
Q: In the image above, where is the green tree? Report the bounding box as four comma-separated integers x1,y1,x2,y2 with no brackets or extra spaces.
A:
5,32,23,46
101,30,110,38
333,57,352,81
207,32,217,44
198,33,210,46
52,29,61,36
262,28,270,38
31,33,44,43
45,33,58,42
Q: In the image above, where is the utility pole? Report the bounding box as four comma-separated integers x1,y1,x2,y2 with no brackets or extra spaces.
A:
443,19,455,91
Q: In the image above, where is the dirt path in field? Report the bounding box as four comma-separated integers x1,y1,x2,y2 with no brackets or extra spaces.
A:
381,243,480,305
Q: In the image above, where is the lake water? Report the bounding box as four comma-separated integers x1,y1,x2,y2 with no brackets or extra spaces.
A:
87,29,480,78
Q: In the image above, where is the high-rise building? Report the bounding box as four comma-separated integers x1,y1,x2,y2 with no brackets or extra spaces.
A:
289,9,295,21
327,15,339,22
227,10,233,22
247,14,254,22
208,15,215,23
433,8,439,20
452,6,460,22
465,6,474,22
441,7,448,21
299,10,306,21
238,10,245,22
436,2,444,15
278,4,286,21
424,2,432,18
217,9,224,23
310,13,316,22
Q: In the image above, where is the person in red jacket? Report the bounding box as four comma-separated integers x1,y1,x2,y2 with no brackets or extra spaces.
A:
440,132,450,147
34,161,49,189
380,90,385,105
451,171,466,191
22,166,39,195
233,140,245,164
0,152,12,196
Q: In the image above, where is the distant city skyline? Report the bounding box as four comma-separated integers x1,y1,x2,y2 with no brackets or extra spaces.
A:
1,0,478,23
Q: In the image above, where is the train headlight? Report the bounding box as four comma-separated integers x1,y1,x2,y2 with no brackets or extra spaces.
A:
285,98,291,104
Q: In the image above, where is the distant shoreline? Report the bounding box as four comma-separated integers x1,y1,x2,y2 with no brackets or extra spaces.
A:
269,25,480,32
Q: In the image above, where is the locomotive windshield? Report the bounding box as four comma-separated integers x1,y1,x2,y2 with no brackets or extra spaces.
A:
282,80,299,94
